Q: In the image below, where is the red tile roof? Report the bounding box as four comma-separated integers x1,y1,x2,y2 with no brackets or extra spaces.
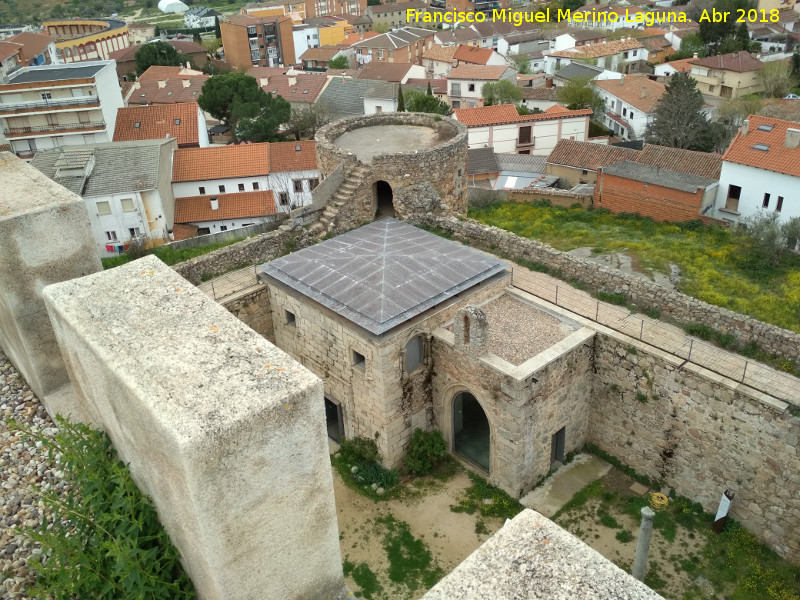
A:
547,139,640,170
269,140,317,172
722,114,800,177
448,64,509,81
516,107,593,121
690,51,762,73
342,31,380,46
453,44,495,65
109,40,206,63
595,75,666,114
172,143,271,182
113,102,200,147
128,76,210,105
638,144,722,179
6,32,53,61
454,103,591,127
299,45,341,61
138,65,204,81
406,78,447,95
261,74,327,104
0,41,21,62
174,190,276,223
661,57,695,73
422,43,458,63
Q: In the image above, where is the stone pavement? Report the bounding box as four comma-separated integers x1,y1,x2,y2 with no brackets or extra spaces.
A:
196,265,261,301
520,454,612,518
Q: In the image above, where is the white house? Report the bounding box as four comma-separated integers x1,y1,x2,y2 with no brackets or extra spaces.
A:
593,75,666,140
447,64,516,109
552,30,608,52
545,38,646,76
453,103,591,155
184,6,219,29
714,115,800,224
422,43,457,79
31,139,178,257
567,6,645,31
171,140,319,234
292,24,320,64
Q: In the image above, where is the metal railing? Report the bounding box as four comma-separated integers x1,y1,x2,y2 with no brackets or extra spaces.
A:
205,266,262,302
511,268,800,405
0,95,99,113
4,120,105,135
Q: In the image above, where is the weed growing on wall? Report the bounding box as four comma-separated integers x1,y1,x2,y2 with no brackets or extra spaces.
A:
468,203,800,333
15,418,195,599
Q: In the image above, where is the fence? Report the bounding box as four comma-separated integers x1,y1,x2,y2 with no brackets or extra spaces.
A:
202,266,261,302
511,268,800,406
167,220,282,251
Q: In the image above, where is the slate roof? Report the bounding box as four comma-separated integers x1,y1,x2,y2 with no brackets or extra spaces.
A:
317,76,377,118
7,62,106,83
467,147,499,175
602,161,717,193
434,29,481,44
522,86,558,101
30,139,169,197
690,51,762,73
722,114,800,178
594,75,666,114
258,218,507,335
365,80,399,100
496,153,547,174
554,61,603,81
113,102,200,147
174,190,276,223
352,27,434,50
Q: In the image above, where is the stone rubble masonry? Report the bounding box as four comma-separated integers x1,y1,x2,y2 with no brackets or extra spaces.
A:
0,152,102,413
221,286,274,343
590,332,800,560
41,255,348,600
265,274,509,468
422,509,665,600
315,113,469,233
406,214,800,364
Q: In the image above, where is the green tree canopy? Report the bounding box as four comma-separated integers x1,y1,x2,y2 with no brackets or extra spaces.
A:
397,83,405,112
236,93,291,143
482,79,523,106
645,73,714,150
760,60,797,98
328,55,349,69
509,52,531,75
134,41,183,76
556,76,605,115
697,0,752,51
404,90,450,114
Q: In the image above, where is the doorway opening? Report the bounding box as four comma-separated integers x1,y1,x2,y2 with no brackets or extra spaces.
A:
325,398,344,442
452,391,490,473
551,426,566,467
374,180,395,219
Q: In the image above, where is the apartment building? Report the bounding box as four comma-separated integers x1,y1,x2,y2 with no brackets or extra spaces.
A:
221,14,295,69
352,27,435,67
0,61,123,159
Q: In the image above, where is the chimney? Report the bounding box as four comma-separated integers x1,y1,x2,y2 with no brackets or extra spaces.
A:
186,61,190,69
693,52,698,59
641,86,646,98
210,197,219,210
182,79,191,87
619,76,625,85
545,76,553,88
741,119,749,136
785,127,800,149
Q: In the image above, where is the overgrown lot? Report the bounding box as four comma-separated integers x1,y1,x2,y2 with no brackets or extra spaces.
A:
469,203,800,333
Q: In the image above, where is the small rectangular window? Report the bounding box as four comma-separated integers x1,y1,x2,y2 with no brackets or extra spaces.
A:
220,225,228,231
121,198,135,212
285,310,296,326
279,192,289,206
763,193,770,208
253,182,260,190
468,83,475,92
238,183,245,191
293,180,303,193
352,350,365,369
199,186,205,194
128,227,141,237
105,230,118,241
219,185,226,193
96,201,111,215
308,178,319,190
776,196,783,212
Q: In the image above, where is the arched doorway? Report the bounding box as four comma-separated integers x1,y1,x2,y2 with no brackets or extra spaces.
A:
452,391,490,473
374,180,395,219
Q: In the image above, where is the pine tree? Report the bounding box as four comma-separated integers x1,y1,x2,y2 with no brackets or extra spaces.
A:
214,16,221,40
426,81,433,96
645,73,712,150
397,83,405,112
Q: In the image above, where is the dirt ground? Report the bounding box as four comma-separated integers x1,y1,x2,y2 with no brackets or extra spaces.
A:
333,468,505,599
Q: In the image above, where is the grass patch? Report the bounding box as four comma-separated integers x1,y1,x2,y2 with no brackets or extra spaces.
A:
449,472,524,519
469,202,800,333
101,238,246,270
596,290,628,306
377,515,444,592
615,529,633,543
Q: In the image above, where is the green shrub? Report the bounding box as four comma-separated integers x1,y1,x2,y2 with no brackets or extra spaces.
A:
358,461,399,489
404,429,447,477
596,291,628,306
616,530,633,543
338,436,380,464
17,418,195,599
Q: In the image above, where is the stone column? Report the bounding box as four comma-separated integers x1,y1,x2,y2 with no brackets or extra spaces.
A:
632,506,655,581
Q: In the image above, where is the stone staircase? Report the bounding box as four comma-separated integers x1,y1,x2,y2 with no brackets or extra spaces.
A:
308,164,371,237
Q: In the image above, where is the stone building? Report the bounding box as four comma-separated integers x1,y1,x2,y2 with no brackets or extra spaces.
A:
258,218,594,497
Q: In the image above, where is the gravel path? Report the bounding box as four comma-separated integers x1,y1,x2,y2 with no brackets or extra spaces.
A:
0,350,62,600
481,295,574,365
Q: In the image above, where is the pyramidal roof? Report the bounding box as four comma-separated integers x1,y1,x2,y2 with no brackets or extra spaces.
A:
259,219,507,335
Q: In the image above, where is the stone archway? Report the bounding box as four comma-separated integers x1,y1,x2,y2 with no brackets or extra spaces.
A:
452,391,490,473
374,180,395,219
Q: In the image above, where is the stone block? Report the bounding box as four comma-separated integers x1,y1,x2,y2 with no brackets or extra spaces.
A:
42,256,346,600
0,152,101,408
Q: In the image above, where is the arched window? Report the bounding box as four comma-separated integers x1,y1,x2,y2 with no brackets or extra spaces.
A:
404,335,424,372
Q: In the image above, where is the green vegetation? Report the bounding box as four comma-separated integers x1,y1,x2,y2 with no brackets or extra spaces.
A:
100,236,246,270
16,418,195,599
468,203,800,334
343,561,382,599
404,429,448,477
450,472,524,520
332,437,400,501
328,55,350,70
615,529,633,543
377,515,444,591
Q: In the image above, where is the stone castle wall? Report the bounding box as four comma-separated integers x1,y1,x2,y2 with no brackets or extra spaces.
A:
590,333,799,559
406,214,800,364
222,286,274,342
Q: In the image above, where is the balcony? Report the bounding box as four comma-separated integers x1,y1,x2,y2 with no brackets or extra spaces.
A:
429,0,446,7
0,95,100,114
4,120,106,138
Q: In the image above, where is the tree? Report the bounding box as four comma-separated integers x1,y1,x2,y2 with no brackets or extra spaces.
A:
396,83,405,112
236,93,291,143
698,0,751,51
482,79,523,106
736,212,800,266
791,50,800,82
214,15,221,39
328,55,349,69
199,72,278,141
645,73,713,150
372,22,391,33
426,81,433,96
404,90,450,114
715,95,762,146
670,33,707,60
562,0,586,9
556,76,604,115
285,102,332,140
135,41,182,75
509,52,531,75
193,32,201,44
367,0,381,4
760,60,797,98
